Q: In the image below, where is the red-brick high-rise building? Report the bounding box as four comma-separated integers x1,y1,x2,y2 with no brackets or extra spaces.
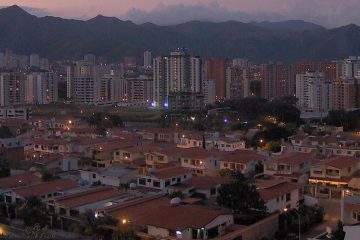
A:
204,58,227,100
260,63,294,100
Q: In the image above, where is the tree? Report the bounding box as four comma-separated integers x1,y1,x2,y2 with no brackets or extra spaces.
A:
332,221,345,240
113,224,135,240
169,191,185,199
0,160,10,178
18,196,49,227
217,172,266,214
72,210,117,238
24,224,55,240
0,126,13,139
40,169,55,181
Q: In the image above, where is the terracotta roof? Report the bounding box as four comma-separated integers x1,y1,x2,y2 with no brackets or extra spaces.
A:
14,179,78,198
35,153,62,165
121,143,175,154
180,148,221,159
0,172,40,189
182,176,227,190
267,152,313,166
219,150,265,164
139,204,227,230
313,156,358,169
257,181,300,201
52,187,125,208
152,166,191,179
105,195,228,231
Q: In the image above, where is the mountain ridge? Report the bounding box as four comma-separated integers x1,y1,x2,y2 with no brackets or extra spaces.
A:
0,5,359,63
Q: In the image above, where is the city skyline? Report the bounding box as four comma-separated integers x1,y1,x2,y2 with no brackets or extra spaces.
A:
1,0,360,27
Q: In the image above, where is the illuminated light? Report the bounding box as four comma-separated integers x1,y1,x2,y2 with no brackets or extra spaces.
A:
94,213,99,219
164,102,169,108
176,231,182,238
68,120,72,124
259,139,264,144
151,102,155,107
199,161,203,165
122,219,128,224
190,116,196,121
224,118,228,123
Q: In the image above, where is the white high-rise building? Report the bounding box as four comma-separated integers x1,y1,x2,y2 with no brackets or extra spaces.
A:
203,79,216,105
25,72,58,104
72,61,100,104
296,72,332,116
0,72,25,107
144,51,152,68
190,56,202,93
84,54,96,65
153,56,169,108
341,56,360,79
29,54,40,68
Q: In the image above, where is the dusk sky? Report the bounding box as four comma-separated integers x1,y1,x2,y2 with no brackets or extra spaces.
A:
2,0,360,27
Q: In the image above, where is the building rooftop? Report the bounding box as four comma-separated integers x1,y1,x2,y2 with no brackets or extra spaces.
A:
51,187,125,208
13,179,78,198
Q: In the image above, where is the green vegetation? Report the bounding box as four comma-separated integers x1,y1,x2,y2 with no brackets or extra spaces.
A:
72,210,117,238
169,191,186,199
276,205,324,240
217,170,266,215
0,160,10,178
40,169,56,181
0,126,13,139
324,110,360,131
331,221,345,240
24,224,55,240
18,196,49,227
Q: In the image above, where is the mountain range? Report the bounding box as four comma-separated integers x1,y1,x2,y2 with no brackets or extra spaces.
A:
1,5,360,63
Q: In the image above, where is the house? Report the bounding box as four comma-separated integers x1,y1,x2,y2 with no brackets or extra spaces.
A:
4,179,78,204
80,166,138,187
0,137,24,163
256,179,300,213
137,166,192,190
214,137,246,152
168,176,227,199
139,128,176,142
219,150,265,176
180,148,223,176
47,187,128,217
102,195,234,240
309,156,358,198
144,148,183,167
341,196,360,225
264,152,314,184
114,143,175,164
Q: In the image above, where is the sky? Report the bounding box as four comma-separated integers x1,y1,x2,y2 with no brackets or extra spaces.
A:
2,0,360,27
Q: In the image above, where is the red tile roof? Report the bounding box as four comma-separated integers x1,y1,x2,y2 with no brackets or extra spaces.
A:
152,166,191,179
267,152,313,166
105,195,229,230
182,176,227,190
0,172,40,189
14,179,78,198
256,180,300,201
35,153,62,165
52,187,125,208
219,150,265,164
313,156,358,169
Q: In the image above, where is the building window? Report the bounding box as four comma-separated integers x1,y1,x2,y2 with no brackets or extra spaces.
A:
138,178,146,185
153,181,160,187
353,212,357,220
147,179,151,183
210,188,216,195
165,180,170,187
286,193,291,202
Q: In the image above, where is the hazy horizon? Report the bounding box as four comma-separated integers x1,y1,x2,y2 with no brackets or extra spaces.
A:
2,0,360,28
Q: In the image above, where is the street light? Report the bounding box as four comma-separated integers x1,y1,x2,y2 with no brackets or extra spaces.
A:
284,208,300,240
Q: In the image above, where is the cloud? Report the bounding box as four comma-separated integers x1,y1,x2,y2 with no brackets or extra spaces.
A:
120,1,360,28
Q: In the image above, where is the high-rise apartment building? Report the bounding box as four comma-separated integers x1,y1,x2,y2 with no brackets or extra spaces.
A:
204,58,227,100
226,65,251,99
144,51,152,68
29,54,40,68
25,72,58,104
152,49,202,108
0,71,25,107
296,72,332,115
260,63,294,100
